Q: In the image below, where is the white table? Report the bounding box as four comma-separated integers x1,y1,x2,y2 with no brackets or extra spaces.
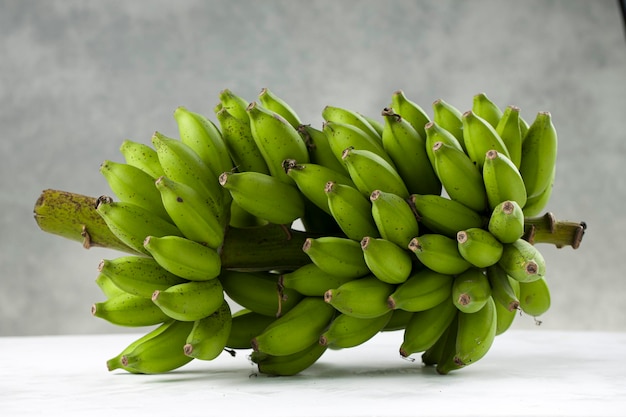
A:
1,330,624,416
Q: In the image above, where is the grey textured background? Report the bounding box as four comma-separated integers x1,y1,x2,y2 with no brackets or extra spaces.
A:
2,0,625,336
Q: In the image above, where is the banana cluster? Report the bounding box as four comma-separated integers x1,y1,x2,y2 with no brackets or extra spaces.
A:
93,88,562,376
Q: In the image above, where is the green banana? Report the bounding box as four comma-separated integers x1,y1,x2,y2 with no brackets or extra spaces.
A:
342,147,409,199
302,236,370,279
218,88,249,122
279,263,357,297
320,310,393,349
496,105,523,168
323,121,393,167
399,297,457,357
432,98,465,150
381,309,414,331
423,121,464,169
390,90,430,139
494,296,517,336
174,106,233,178
387,268,454,312
325,181,379,241
228,199,267,228
226,309,277,349
247,101,310,184
370,189,420,248
215,106,270,174
462,110,510,169
258,87,302,129
434,315,462,374
431,141,488,213
451,268,492,313
151,279,224,322
408,234,471,275
251,296,335,356
143,235,221,281
456,227,504,268
184,300,232,360
251,341,327,376
99,160,170,221
360,113,385,137
482,149,527,209
454,296,497,367
219,270,303,317
322,105,382,145
95,272,127,299
361,237,413,284
219,170,305,225
472,92,502,128
486,264,521,312
95,197,183,255
118,319,194,374
155,175,225,248
119,139,165,180
97,256,185,298
285,161,355,215
522,172,555,218
91,292,170,327
519,276,551,317
421,321,452,367
410,194,485,239
488,200,525,244
381,108,441,196
498,238,546,283
519,111,558,199
297,124,349,176
324,275,394,319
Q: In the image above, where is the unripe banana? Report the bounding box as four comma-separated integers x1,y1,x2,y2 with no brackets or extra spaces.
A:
519,276,551,317
472,92,502,128
91,292,170,327
421,322,451,367
462,110,510,169
454,296,497,367
387,268,454,312
451,268,492,313
95,197,183,255
410,194,485,239
226,309,277,349
296,124,348,176
247,101,309,184
432,99,465,150
285,160,355,215
219,171,304,225
325,181,379,241
435,315,462,374
482,149,527,209
324,275,394,319
155,175,225,248
360,113,385,137
456,227,504,268
486,264,520,312
399,298,457,357
370,190,420,249
342,147,409,199
98,256,185,299
99,160,170,221
174,106,233,178
320,310,393,349
218,88,249,122
323,121,394,167
258,87,302,129
361,237,413,284
279,263,357,297
408,234,471,275
118,320,195,374
95,272,126,299
215,106,270,174
119,139,165,179
251,341,327,376
381,108,441,196
424,121,464,169
151,279,224,322
519,111,558,199
251,296,335,356
219,270,303,317
498,238,546,283
322,105,382,145
381,308,414,332
184,300,232,360
143,235,221,281
431,141,488,213
496,105,523,168
522,167,555,217
494,296,517,336
390,90,430,139
228,199,267,228
302,236,370,279
488,200,525,244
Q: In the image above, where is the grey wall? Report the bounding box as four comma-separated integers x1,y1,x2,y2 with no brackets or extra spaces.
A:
2,0,625,336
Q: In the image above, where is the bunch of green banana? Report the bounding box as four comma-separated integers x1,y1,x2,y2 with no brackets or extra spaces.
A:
33,87,586,377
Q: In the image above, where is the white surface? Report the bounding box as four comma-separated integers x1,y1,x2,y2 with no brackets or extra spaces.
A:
1,330,624,416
